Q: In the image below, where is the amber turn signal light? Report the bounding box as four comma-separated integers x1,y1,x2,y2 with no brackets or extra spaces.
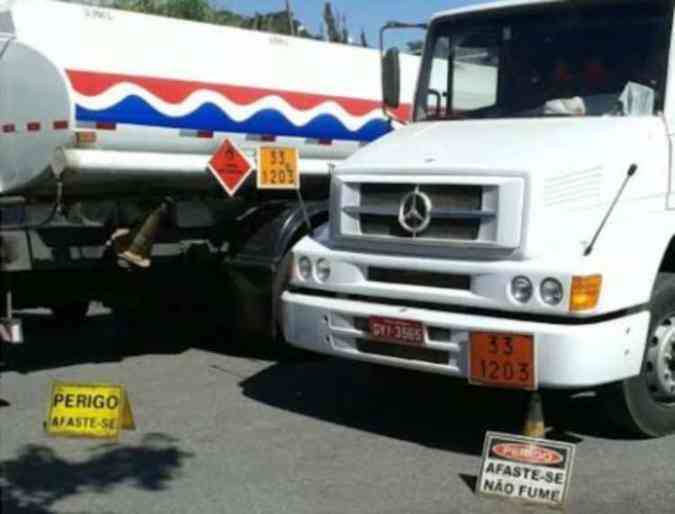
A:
570,275,602,312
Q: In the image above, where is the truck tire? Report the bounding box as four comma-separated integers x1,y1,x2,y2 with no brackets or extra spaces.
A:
50,301,91,324
602,273,675,437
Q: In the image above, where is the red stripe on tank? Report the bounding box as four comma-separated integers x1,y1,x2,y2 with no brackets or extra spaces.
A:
95,122,117,130
65,69,412,120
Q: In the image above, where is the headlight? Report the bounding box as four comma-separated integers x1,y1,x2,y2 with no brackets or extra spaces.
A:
315,259,331,282
297,256,312,280
511,276,533,303
540,278,564,306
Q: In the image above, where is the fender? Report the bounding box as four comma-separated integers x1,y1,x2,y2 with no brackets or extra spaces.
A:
226,199,328,270
224,199,329,339
583,207,675,315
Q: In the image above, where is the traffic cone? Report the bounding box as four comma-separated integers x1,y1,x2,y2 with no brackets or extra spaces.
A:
114,202,170,269
523,391,546,439
109,228,132,254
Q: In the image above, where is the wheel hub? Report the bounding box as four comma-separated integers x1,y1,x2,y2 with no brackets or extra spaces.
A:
646,316,675,402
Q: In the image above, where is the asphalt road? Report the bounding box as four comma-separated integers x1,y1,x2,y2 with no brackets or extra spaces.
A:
2,304,675,514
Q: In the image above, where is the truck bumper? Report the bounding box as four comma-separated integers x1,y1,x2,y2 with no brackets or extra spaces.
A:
282,291,651,389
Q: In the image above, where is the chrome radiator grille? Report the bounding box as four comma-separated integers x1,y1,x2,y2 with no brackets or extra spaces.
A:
351,183,488,240
333,175,524,254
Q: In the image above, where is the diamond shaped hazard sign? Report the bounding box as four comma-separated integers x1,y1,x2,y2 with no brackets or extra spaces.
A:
208,139,254,196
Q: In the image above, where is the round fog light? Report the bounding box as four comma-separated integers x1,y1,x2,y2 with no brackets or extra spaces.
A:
298,256,312,280
315,259,331,282
541,278,564,306
511,276,533,303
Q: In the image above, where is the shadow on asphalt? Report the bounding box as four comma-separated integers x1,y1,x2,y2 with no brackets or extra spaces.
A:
1,307,305,375
2,311,179,375
459,473,478,493
4,308,637,454
239,359,638,454
0,433,192,514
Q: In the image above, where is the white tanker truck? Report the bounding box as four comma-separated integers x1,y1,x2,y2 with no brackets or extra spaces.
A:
281,0,675,437
0,0,420,343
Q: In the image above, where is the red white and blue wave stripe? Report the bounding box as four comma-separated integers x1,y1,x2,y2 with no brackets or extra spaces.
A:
66,71,411,142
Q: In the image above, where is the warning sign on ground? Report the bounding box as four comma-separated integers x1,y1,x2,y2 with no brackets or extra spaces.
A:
477,432,575,508
208,138,254,197
46,383,135,440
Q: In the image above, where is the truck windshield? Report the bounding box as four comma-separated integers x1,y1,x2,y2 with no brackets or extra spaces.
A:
415,2,673,121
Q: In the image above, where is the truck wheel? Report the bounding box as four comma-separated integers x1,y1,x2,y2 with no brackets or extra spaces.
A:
602,273,675,437
50,301,91,324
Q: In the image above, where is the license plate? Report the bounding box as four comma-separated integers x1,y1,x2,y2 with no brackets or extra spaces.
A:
257,146,299,190
469,332,535,390
368,317,424,346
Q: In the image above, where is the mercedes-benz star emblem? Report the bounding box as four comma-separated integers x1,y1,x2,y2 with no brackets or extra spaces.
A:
398,187,432,236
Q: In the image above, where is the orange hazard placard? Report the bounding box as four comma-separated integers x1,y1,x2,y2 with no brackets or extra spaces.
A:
469,332,536,390
208,139,254,196
257,147,300,190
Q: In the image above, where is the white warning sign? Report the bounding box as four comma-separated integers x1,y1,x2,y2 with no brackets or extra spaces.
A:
477,432,575,508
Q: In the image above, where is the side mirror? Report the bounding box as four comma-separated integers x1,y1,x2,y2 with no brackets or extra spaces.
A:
382,47,401,110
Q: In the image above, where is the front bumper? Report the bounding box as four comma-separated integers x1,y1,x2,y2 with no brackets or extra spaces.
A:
282,291,650,389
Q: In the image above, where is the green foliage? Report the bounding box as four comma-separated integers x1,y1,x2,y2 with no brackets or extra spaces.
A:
113,0,305,34
322,2,353,44
323,2,340,42
209,9,247,27
110,0,363,46
113,0,209,21
360,29,368,48
165,0,208,21
406,40,424,55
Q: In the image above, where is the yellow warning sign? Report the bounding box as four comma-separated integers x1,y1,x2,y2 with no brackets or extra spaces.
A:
257,146,300,190
45,382,135,439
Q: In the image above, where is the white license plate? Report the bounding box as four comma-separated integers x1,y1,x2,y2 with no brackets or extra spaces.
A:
368,317,424,346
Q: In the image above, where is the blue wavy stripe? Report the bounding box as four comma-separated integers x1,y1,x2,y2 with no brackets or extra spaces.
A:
75,95,390,142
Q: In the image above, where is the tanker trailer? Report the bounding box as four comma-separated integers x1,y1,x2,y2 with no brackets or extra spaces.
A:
0,0,419,343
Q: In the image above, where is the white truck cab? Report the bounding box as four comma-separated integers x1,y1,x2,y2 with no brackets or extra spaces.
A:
282,0,675,437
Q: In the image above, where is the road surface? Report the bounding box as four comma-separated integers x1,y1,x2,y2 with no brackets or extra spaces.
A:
2,305,673,514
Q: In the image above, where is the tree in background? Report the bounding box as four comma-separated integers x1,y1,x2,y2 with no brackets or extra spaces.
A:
406,40,424,55
113,0,209,21
114,0,304,34
322,2,340,42
360,29,368,48
322,2,353,44
165,0,208,20
111,0,363,45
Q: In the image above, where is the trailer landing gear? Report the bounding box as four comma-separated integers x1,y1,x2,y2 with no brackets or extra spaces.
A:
0,318,23,345
1,288,23,345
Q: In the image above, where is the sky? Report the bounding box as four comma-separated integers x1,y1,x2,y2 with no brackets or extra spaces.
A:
208,0,481,47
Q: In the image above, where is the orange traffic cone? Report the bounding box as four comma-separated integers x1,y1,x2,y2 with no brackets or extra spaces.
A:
111,202,170,269
523,392,546,439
